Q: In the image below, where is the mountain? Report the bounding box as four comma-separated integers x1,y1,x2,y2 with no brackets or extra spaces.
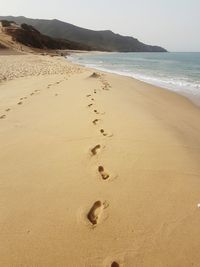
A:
0,20,92,51
0,16,167,52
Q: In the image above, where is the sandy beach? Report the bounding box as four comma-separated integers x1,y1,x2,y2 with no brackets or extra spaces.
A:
0,53,200,267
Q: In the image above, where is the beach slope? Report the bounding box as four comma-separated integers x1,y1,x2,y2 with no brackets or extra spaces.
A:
0,54,200,266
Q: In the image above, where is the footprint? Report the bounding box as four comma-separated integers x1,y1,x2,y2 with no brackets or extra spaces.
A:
30,93,34,96
92,119,99,125
94,110,105,115
91,144,101,155
17,101,23,105
111,262,120,267
88,104,93,107
100,129,108,136
86,94,91,97
94,90,97,94
0,115,6,119
5,108,11,112
91,98,95,101
104,255,124,267
20,97,27,100
100,129,113,137
87,201,104,225
55,93,58,96
98,166,109,180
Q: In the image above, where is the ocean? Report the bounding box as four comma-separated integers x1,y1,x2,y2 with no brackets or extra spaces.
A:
69,52,200,106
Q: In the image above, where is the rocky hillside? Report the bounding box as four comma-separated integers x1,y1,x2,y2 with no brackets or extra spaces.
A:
0,20,92,51
0,42,6,48
0,16,167,52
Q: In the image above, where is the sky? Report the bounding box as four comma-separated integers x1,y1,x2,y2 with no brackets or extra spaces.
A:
1,0,200,52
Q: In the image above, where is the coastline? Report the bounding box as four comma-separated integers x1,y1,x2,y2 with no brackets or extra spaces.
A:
0,53,200,266
68,52,200,107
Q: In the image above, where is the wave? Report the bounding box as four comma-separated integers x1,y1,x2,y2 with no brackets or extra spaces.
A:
68,54,200,106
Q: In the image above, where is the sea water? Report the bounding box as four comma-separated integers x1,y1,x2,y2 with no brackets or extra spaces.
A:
69,52,200,106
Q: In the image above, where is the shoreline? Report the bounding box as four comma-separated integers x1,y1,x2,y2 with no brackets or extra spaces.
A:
71,60,200,110
68,52,200,108
0,53,200,266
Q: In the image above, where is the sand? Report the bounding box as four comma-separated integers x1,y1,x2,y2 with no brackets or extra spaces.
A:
0,54,200,267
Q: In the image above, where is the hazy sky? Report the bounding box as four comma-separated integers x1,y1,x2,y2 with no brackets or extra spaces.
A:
1,0,200,51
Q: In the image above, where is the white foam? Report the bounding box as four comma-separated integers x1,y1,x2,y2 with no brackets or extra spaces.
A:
68,55,200,106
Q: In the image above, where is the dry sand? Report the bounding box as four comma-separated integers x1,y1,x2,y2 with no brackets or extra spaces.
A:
0,54,200,267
